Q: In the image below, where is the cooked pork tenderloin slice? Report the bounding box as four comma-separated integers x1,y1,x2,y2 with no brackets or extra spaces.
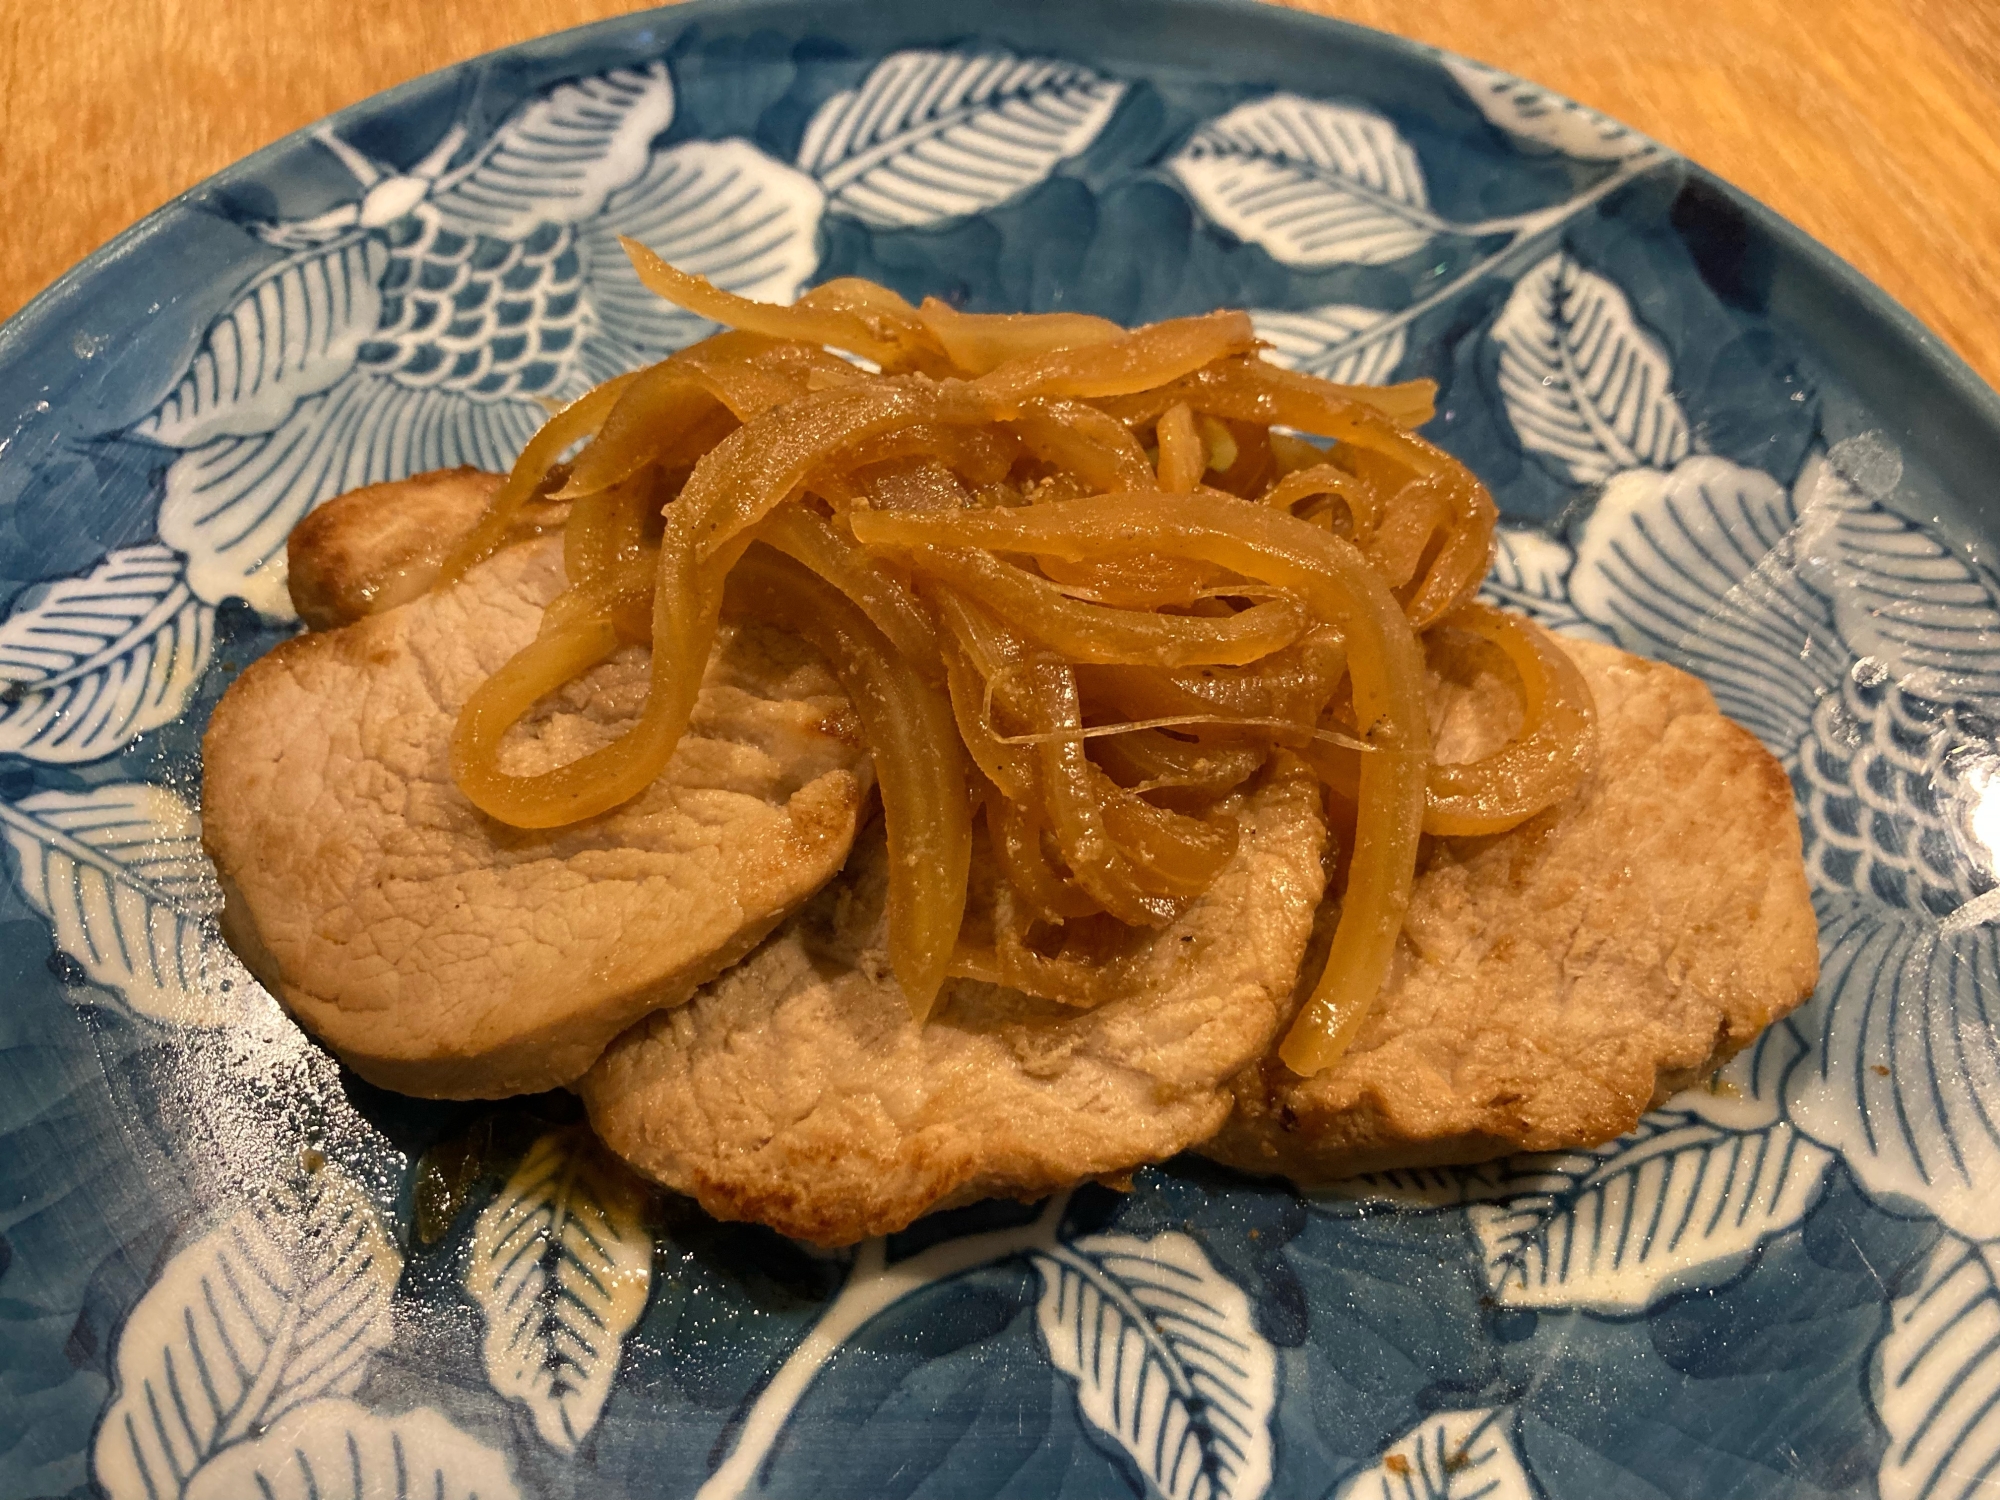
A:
582,759,1328,1246
286,467,521,630
205,494,872,1099
1204,638,1818,1186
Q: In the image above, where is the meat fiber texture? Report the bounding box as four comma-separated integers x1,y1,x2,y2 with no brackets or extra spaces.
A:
1205,638,1819,1185
582,760,1328,1246
203,481,873,1099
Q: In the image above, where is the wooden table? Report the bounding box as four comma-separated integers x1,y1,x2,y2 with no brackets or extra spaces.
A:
5,0,1997,389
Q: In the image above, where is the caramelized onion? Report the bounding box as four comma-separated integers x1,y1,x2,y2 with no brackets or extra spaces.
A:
623,239,915,367
920,299,1123,374
913,546,1307,668
1422,603,1596,836
439,373,637,583
849,493,1433,1068
724,548,970,1019
438,251,1589,1066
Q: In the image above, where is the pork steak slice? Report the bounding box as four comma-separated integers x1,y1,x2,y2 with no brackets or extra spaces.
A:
203,476,873,1098
1204,638,1818,1185
582,759,1327,1245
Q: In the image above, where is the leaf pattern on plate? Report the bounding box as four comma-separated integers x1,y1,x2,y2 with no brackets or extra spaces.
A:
141,64,689,615
797,49,1124,229
1479,525,1611,640
1570,454,1846,756
1032,1231,1276,1500
1795,664,1993,919
91,1164,402,1500
1873,1234,2000,1500
1440,54,1650,161
181,1399,522,1500
1251,304,1408,387
1466,1111,1832,1311
1492,251,1690,484
0,782,233,1025
467,1125,654,1453
430,63,678,239
586,137,828,358
157,372,547,614
133,239,390,449
1794,437,2000,703
695,1199,1071,1500
1169,95,1438,268
1334,1407,1536,1500
0,546,214,763
1789,895,2000,1242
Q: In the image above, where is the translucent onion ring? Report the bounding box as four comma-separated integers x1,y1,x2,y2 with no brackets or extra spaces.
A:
1422,603,1597,837
911,546,1308,668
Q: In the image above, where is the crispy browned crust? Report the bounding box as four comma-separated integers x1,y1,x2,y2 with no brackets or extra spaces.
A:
1203,639,1819,1186
287,467,509,629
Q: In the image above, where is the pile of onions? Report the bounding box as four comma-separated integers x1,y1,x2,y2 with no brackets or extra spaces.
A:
441,242,1595,1075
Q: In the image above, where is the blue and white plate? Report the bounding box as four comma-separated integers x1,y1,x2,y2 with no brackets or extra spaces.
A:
7,1,2000,1495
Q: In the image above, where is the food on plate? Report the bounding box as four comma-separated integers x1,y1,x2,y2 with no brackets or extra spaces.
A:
200,249,1816,1234
203,489,874,1098
288,466,511,630
584,760,1324,1245
1204,638,1819,1184
433,243,1591,1081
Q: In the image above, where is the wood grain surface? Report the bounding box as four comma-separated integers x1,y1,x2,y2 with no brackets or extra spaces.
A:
4,0,1997,387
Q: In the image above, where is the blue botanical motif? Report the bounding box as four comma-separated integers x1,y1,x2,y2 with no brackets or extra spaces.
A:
1875,1235,2000,1500
1570,453,1844,753
1334,1407,1535,1499
1169,95,1441,268
1032,1231,1278,1500
2,14,1999,1500
91,1163,413,1497
797,50,1125,229
144,64,710,615
1462,1111,1832,1312
1252,304,1408,386
1490,251,1691,483
0,545,213,762
1438,54,1651,162
466,1126,653,1453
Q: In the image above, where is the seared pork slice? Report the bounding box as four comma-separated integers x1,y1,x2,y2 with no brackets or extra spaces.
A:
287,467,510,630
1205,638,1818,1185
582,760,1327,1246
205,487,873,1099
